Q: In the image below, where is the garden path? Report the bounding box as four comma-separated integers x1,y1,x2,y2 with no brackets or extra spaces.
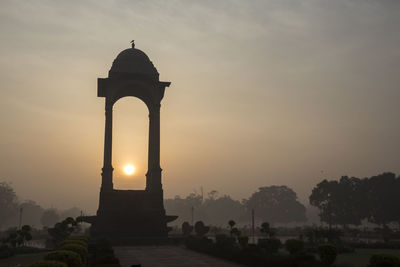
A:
114,245,244,267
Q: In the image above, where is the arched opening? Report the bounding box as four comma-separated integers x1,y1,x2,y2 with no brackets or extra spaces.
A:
113,97,149,190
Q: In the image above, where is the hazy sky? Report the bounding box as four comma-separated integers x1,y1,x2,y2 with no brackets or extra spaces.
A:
0,0,399,213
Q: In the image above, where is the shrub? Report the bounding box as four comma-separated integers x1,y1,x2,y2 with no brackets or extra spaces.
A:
182,222,193,236
60,244,88,262
67,235,88,242
317,244,337,266
60,240,87,248
44,250,83,267
28,260,68,267
258,238,281,253
194,221,210,237
285,239,304,255
369,253,400,267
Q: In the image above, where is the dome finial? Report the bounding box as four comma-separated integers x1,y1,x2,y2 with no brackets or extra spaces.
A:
131,40,135,48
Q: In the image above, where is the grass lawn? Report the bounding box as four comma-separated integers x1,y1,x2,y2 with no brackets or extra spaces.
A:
334,249,400,267
0,252,47,267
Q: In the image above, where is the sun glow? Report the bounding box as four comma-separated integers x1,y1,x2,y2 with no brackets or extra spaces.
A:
124,164,135,175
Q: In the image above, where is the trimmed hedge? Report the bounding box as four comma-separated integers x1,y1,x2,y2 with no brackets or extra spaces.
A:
369,253,400,267
60,244,88,262
60,240,87,249
67,235,88,242
44,250,82,267
28,260,68,267
317,244,337,266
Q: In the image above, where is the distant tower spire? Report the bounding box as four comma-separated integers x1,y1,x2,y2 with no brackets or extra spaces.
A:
131,40,135,48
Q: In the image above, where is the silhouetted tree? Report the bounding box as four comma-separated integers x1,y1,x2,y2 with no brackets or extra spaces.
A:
228,220,236,236
47,217,77,247
244,186,307,224
165,191,244,225
194,221,209,237
310,176,364,228
365,173,400,226
310,173,400,228
182,221,193,236
0,182,18,227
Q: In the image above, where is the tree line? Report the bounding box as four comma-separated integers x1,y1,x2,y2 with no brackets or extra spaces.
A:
0,182,82,229
309,172,400,229
2,171,398,229
164,185,307,226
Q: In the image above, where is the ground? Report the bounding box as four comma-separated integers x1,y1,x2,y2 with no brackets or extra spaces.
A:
2,247,400,267
334,249,400,267
0,252,47,267
114,245,244,267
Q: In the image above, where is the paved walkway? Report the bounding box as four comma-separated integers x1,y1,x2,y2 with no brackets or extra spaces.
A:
114,246,243,267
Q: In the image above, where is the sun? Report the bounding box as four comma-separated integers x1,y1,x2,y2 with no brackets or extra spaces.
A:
124,164,135,175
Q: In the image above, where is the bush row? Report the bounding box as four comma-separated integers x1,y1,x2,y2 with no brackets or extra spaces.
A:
28,234,89,267
185,235,329,267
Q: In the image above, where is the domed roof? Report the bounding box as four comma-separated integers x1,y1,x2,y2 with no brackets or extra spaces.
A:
109,41,159,80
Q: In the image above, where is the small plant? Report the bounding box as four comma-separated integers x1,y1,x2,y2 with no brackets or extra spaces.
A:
28,260,68,267
194,221,210,237
317,244,337,266
60,239,87,249
59,244,88,263
44,250,82,267
66,235,88,243
182,222,193,236
47,217,78,248
285,239,304,255
369,253,400,267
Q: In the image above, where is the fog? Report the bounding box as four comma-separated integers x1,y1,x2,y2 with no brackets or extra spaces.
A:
0,0,399,214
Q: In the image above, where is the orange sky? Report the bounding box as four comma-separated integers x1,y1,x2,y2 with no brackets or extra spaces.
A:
0,0,399,213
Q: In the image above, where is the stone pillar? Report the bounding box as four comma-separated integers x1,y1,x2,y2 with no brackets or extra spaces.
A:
146,103,162,192
101,100,114,191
